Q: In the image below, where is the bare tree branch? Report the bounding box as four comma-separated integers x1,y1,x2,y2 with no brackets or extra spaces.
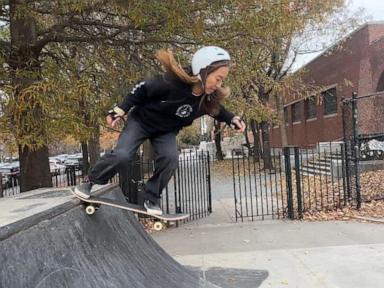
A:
29,0,107,17
279,49,298,80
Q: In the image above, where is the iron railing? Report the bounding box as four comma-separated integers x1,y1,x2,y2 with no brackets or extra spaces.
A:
0,152,212,223
232,147,286,221
232,143,358,221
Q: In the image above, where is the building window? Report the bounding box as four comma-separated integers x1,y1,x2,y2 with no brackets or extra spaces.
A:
376,72,384,92
284,106,289,124
322,87,337,115
292,102,301,123
304,96,317,120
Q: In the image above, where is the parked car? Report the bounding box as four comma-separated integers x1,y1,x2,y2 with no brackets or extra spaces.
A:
179,148,197,160
0,164,19,189
4,157,18,163
1,174,8,189
54,154,69,164
360,139,384,161
64,155,83,165
0,163,20,177
50,161,66,176
64,155,83,171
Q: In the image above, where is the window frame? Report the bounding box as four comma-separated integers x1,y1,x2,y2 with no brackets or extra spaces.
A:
284,106,289,125
291,101,302,123
322,87,337,116
304,96,317,120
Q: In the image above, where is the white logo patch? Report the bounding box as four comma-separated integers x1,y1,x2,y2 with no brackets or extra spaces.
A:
175,104,193,118
130,81,145,94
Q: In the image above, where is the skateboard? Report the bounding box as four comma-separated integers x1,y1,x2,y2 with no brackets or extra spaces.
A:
70,189,189,231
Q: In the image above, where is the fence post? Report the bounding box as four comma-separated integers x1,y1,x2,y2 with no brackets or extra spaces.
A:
294,147,303,219
351,92,362,208
66,167,76,186
340,143,348,206
341,98,352,200
283,147,294,219
119,153,142,204
0,173,3,198
207,151,212,213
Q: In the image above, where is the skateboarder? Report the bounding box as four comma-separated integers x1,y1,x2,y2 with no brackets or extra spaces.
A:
73,46,246,215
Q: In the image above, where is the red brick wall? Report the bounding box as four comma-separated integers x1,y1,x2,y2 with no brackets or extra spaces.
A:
356,92,384,136
366,30,384,92
270,23,384,148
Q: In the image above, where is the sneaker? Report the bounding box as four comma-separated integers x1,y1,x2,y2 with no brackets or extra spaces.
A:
73,182,93,199
144,199,163,216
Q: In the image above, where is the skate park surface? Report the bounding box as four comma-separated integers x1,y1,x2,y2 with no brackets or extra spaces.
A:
1,183,384,287
0,185,218,288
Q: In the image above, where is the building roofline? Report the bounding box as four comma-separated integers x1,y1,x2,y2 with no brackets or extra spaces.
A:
295,21,384,72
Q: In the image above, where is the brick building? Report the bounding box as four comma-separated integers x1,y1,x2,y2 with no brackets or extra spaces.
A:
270,22,384,148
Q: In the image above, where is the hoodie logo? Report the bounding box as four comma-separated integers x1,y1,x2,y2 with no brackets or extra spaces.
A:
175,104,193,118
130,81,145,94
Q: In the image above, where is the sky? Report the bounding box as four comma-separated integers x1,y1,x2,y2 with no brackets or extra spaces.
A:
294,0,384,69
351,0,384,20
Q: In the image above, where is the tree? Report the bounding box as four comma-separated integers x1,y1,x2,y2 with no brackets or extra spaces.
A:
178,121,200,147
0,0,220,191
213,120,225,160
211,0,362,169
0,0,364,191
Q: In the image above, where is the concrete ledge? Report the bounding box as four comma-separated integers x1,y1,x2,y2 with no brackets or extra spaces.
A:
0,184,219,288
350,215,384,224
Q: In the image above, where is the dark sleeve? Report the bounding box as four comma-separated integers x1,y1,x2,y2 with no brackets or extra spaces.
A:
213,105,235,125
117,75,170,114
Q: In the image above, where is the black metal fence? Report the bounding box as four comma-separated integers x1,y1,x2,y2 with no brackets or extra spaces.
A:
233,91,384,221
342,91,384,206
0,166,86,197
1,151,212,222
283,145,349,219
232,143,361,221
232,148,286,221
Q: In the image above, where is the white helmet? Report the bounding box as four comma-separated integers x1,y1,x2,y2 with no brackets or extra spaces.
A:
191,46,231,76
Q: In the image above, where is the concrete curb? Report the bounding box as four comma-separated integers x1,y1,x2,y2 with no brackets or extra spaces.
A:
350,215,384,224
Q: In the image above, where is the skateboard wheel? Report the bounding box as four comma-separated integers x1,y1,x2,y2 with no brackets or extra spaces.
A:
153,221,163,231
85,205,96,215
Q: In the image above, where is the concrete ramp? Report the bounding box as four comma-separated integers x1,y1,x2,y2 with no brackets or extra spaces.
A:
0,186,218,288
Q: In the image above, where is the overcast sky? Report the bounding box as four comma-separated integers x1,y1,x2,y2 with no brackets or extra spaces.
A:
351,0,384,20
294,0,384,69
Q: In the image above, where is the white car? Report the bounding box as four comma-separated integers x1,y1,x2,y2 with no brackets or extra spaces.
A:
56,154,69,164
50,161,66,175
1,174,8,188
360,139,384,160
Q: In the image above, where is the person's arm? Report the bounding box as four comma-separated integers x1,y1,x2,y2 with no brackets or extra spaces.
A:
213,105,235,125
107,75,169,119
213,105,246,132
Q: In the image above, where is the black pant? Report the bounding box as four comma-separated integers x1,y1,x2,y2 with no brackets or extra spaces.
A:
89,115,178,203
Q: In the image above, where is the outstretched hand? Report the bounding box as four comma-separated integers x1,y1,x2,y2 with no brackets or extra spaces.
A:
231,116,246,132
106,115,122,128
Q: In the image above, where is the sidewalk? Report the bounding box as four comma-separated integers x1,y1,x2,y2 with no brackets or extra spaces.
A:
152,167,384,288
153,200,384,288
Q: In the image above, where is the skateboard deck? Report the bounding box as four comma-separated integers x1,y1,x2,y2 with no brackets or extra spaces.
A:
70,188,189,221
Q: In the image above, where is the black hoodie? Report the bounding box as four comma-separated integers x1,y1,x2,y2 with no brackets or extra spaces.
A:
117,73,235,134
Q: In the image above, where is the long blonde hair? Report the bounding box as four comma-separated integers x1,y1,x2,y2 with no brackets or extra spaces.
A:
155,49,230,116
155,49,200,85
